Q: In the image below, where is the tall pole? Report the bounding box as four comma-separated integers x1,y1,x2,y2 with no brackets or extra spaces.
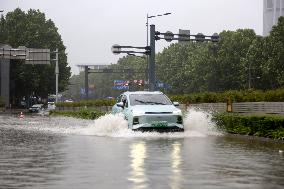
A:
146,13,171,90
84,66,89,99
146,14,149,46
248,62,251,89
146,14,149,89
55,48,59,103
149,24,156,91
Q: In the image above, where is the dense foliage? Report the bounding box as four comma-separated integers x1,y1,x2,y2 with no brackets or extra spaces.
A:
64,17,284,100
58,88,284,108
0,8,71,104
50,109,104,120
170,88,284,103
213,113,284,140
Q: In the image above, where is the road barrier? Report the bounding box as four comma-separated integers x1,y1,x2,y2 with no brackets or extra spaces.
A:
54,102,284,115
187,102,284,115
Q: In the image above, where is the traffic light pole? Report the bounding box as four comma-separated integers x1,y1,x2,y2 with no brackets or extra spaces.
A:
149,24,156,91
84,66,89,99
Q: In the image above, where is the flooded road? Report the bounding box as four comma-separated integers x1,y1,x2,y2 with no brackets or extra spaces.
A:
0,110,283,189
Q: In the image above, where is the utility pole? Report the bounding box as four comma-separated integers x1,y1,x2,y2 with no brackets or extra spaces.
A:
84,66,89,99
146,13,171,90
55,48,59,103
248,62,251,89
149,24,156,91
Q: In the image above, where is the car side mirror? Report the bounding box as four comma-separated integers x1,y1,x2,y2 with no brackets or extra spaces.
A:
173,102,179,106
116,102,124,108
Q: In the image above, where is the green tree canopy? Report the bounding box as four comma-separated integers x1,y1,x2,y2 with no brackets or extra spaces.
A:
64,17,284,99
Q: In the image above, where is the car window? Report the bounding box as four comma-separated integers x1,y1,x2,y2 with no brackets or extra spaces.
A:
32,104,42,108
129,94,172,105
116,95,122,103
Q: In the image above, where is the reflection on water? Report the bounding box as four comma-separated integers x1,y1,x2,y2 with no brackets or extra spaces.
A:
128,141,148,189
0,128,66,189
0,115,283,189
170,141,182,189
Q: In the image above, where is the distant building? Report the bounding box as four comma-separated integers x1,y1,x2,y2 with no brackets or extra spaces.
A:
263,0,284,36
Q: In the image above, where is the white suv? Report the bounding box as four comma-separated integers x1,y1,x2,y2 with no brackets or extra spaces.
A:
112,91,184,132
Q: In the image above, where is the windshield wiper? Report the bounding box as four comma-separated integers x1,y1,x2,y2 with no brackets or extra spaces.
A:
144,101,166,105
135,99,167,105
135,99,147,104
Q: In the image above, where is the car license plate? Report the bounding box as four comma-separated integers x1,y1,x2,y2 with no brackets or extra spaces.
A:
151,121,168,127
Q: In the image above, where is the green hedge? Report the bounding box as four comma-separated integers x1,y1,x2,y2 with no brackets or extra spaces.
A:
55,89,284,108
49,109,105,120
213,113,284,139
55,99,116,108
169,89,284,104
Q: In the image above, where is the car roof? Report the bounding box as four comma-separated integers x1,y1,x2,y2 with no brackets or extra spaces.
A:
123,91,164,96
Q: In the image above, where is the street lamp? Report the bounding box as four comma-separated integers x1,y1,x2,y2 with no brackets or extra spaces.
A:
146,13,171,88
146,13,171,46
248,61,261,89
111,24,219,91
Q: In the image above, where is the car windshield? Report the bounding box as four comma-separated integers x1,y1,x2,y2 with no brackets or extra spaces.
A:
129,94,172,105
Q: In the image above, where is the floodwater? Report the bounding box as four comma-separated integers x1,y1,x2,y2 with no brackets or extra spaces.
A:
0,109,283,189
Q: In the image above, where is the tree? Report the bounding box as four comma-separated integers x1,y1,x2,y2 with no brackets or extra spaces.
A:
262,16,284,89
0,8,71,104
63,18,284,99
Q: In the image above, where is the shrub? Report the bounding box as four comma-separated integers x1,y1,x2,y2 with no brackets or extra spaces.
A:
169,89,284,104
213,113,284,139
49,109,105,120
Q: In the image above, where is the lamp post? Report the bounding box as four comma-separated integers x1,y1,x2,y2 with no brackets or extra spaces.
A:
146,13,171,89
248,61,252,89
54,49,59,102
112,23,219,91
248,62,260,89
146,13,171,46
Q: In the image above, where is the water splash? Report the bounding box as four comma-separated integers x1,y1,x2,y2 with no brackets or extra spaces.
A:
0,108,222,138
183,108,221,137
85,113,129,137
86,108,221,138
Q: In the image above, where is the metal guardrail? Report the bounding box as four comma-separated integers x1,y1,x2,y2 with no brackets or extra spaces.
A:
184,102,284,115
232,102,284,114
54,102,284,115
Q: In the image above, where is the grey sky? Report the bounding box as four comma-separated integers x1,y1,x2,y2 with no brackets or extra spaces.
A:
1,0,263,75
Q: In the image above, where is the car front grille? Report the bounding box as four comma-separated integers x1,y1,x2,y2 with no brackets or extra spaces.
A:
144,115,175,123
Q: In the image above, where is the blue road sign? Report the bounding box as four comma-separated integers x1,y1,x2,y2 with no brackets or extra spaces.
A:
113,86,129,90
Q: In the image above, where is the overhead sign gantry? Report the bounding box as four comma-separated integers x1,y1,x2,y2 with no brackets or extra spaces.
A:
0,44,52,107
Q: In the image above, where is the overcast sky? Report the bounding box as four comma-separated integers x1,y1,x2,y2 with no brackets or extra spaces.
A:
1,0,263,75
